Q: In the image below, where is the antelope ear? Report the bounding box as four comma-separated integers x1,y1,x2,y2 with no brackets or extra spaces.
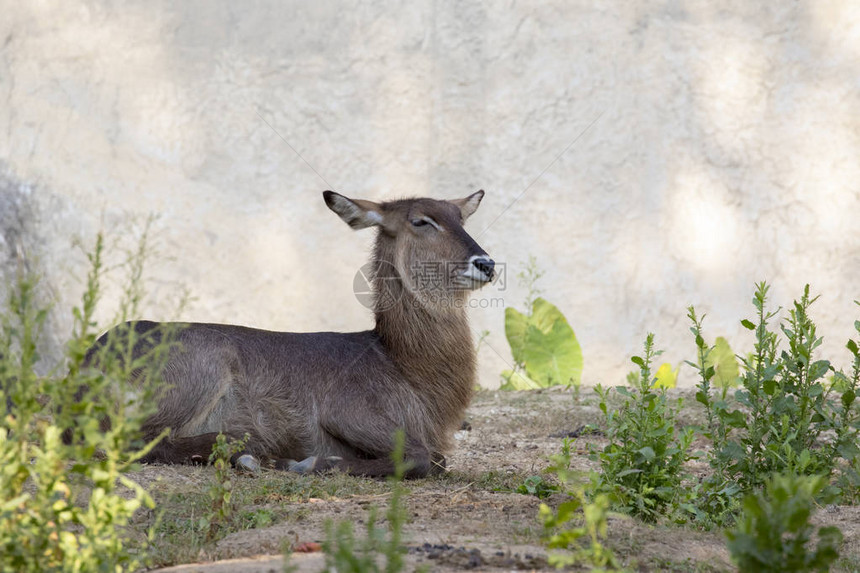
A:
323,191,384,230
452,190,484,221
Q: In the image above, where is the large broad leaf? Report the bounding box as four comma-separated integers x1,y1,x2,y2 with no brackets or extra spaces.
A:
500,369,543,390
504,297,583,388
706,337,740,389
505,307,530,366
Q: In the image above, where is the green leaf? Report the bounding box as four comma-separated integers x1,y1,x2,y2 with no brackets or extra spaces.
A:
837,439,860,459
740,319,756,330
637,446,656,461
808,360,830,382
504,307,529,366
505,298,583,388
705,337,740,389
0,493,31,512
722,440,746,461
555,500,582,523
722,410,747,429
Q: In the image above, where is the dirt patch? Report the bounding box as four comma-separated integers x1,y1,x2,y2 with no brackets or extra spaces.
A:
144,388,858,572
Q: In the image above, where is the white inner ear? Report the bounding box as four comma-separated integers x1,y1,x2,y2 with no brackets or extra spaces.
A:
330,194,381,229
336,199,362,219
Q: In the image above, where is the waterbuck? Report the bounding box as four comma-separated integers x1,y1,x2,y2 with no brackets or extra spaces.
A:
88,190,494,477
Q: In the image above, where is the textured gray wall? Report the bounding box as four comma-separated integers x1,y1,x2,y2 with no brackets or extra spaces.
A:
1,1,858,386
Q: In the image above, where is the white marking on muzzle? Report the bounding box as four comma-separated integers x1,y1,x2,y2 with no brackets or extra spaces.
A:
463,255,494,282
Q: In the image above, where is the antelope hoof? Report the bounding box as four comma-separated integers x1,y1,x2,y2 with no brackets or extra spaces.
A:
287,456,343,474
287,456,317,473
235,454,261,473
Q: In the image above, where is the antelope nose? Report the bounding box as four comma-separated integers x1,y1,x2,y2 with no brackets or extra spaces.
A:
472,256,495,280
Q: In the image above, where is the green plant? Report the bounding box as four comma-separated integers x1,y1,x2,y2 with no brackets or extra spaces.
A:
501,257,583,391
590,333,695,522
538,438,623,571
201,432,249,541
726,473,842,573
516,475,560,499
833,301,860,503
689,283,860,517
539,491,621,571
0,229,181,572
836,453,860,505
322,431,416,573
686,307,743,525
241,508,275,529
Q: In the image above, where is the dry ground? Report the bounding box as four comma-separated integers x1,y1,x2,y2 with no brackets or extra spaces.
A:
129,388,860,572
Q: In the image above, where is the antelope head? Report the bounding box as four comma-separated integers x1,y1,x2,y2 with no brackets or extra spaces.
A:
324,190,495,309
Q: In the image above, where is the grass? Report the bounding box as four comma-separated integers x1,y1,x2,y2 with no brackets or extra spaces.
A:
135,455,585,567
128,423,574,567
138,468,396,566
835,555,860,573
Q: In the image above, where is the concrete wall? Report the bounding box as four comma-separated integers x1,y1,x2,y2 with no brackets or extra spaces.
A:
1,1,858,386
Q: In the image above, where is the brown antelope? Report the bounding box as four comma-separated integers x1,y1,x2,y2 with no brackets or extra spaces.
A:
87,190,494,477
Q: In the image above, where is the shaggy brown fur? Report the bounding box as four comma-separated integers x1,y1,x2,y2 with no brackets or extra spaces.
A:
88,191,494,477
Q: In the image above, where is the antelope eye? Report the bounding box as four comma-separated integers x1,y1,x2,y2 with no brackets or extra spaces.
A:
411,219,429,227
